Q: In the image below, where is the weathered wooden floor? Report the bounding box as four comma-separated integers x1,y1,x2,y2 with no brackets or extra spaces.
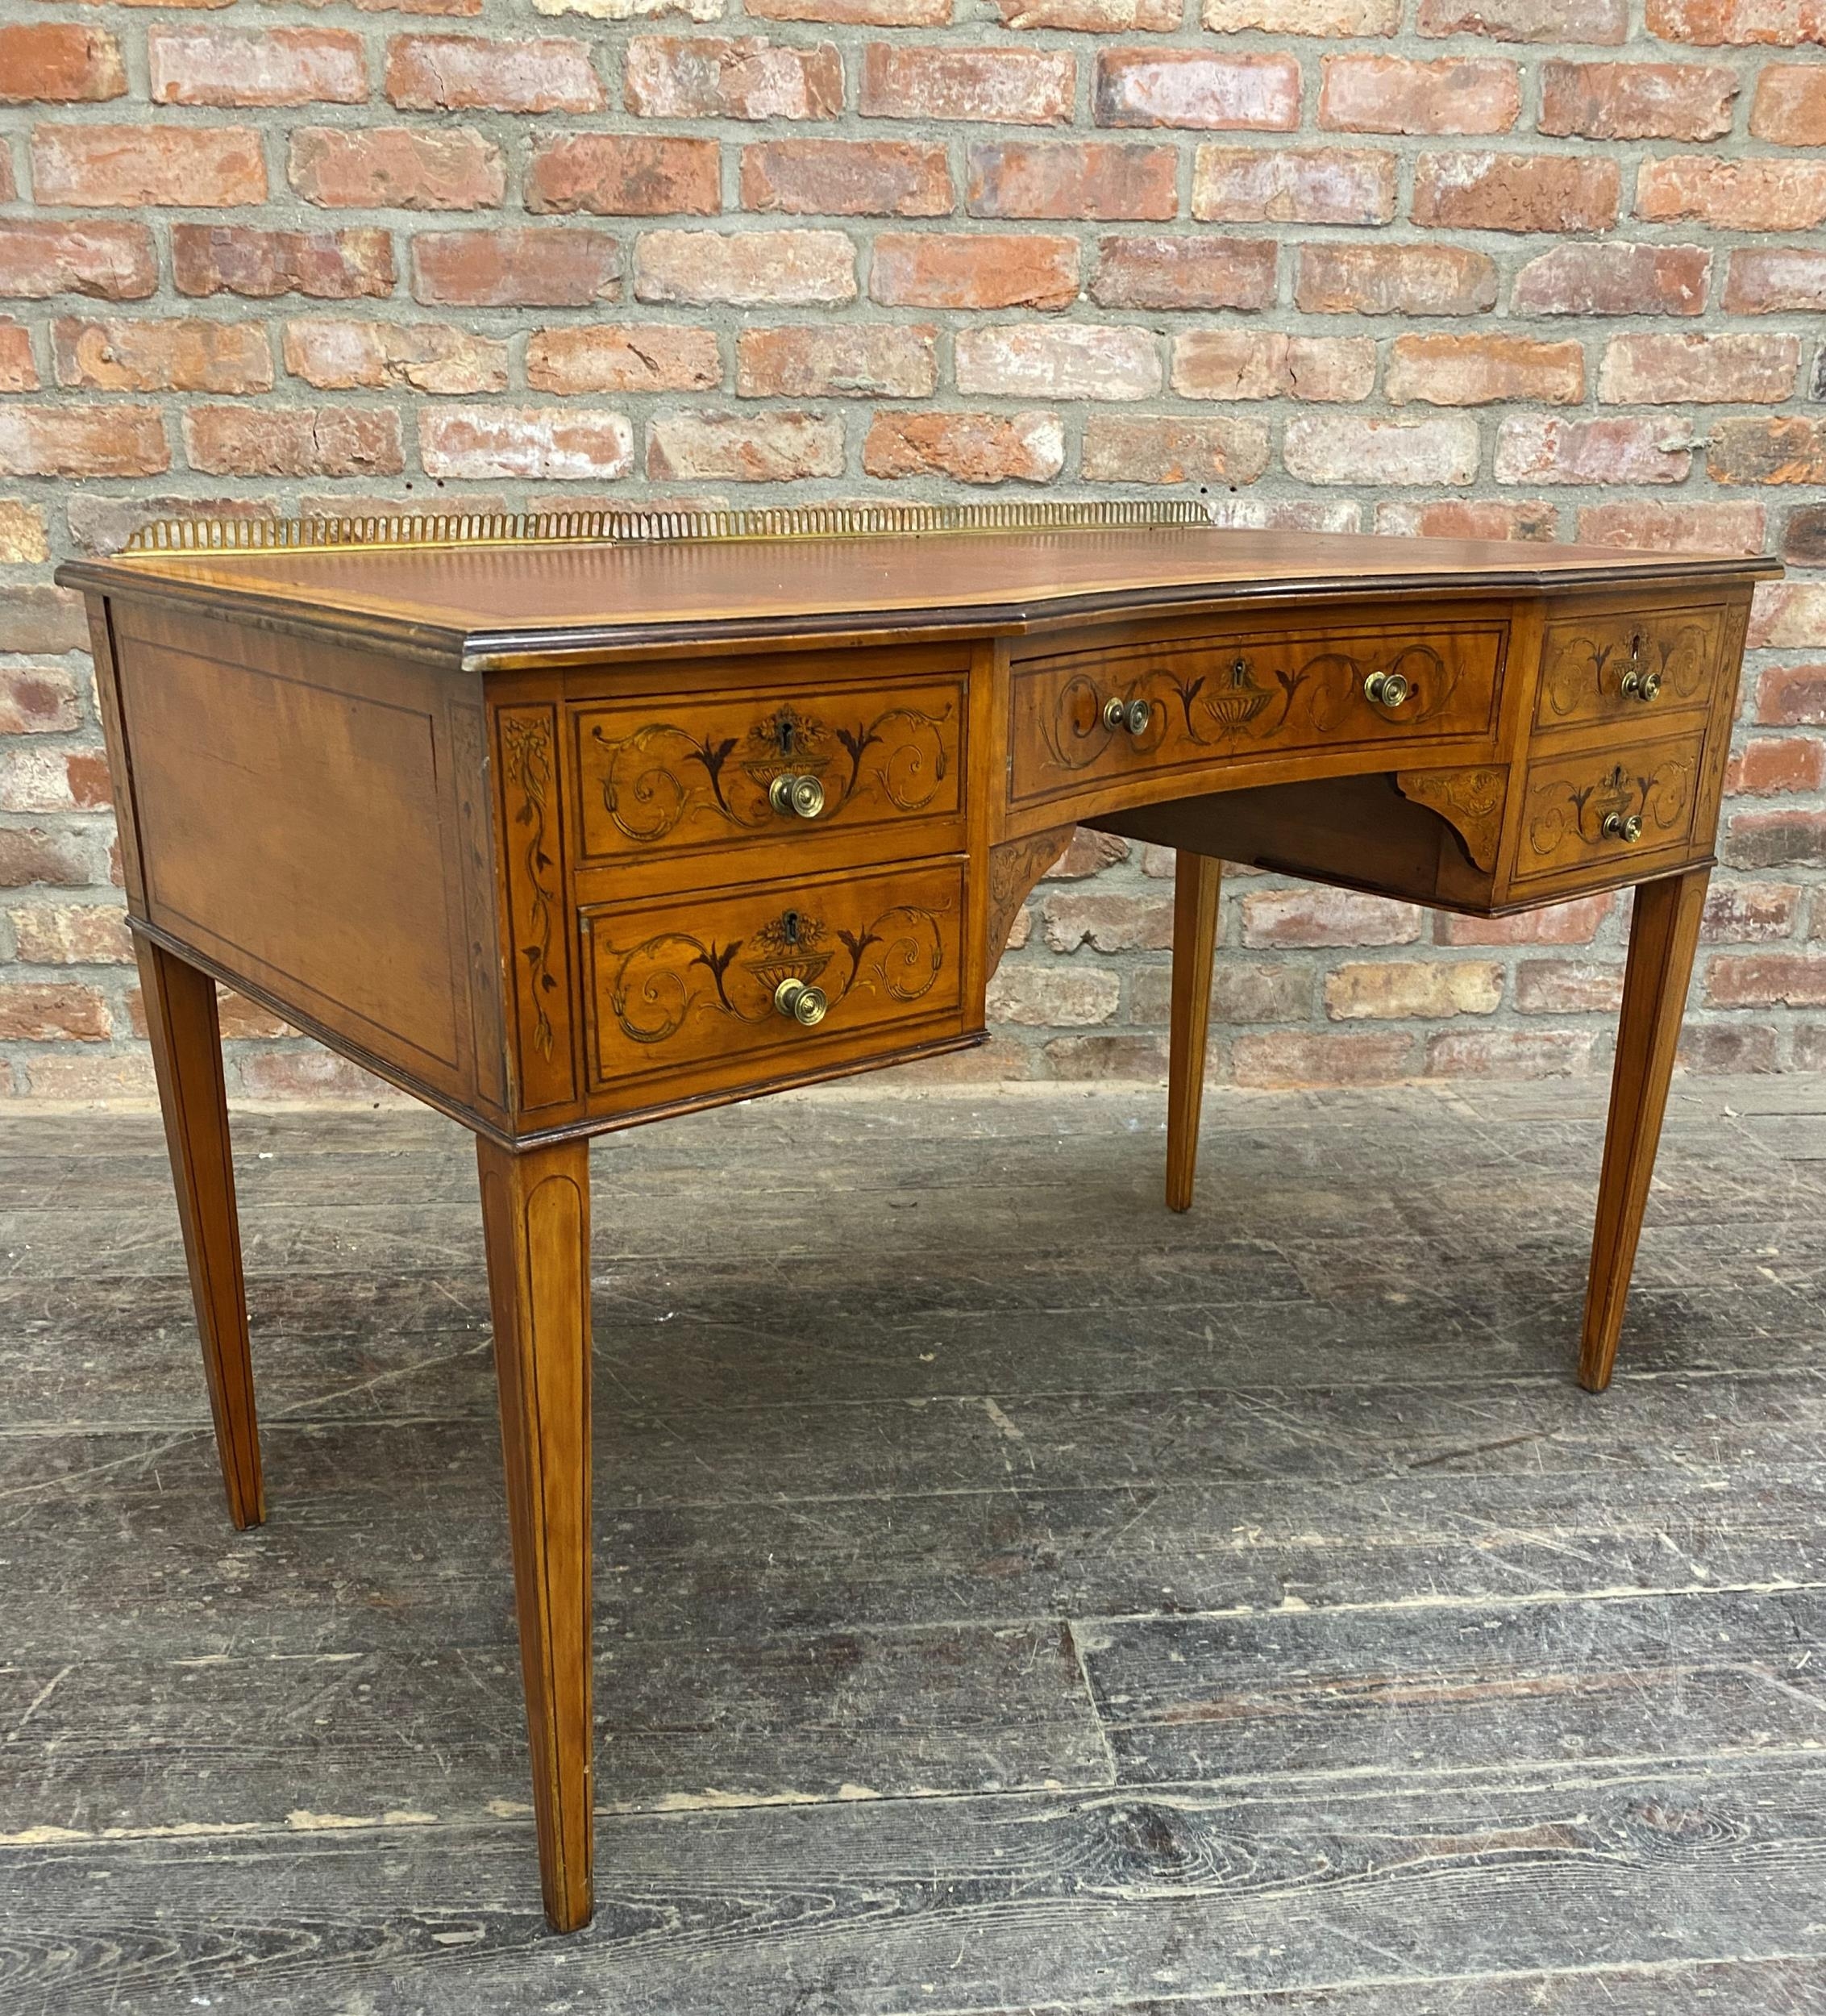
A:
2,1076,1824,2015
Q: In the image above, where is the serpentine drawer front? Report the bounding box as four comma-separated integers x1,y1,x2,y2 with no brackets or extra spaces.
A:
1009,618,1506,810
579,857,966,1110
57,499,1777,1936
572,667,966,868
1515,733,1707,888
1535,602,1727,733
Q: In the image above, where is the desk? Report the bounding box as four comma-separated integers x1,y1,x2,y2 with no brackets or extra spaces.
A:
60,499,1777,1931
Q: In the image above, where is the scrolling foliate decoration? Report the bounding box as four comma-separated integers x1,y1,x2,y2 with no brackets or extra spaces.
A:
501,714,560,1063
600,902,947,1047
1527,756,1696,857
591,700,953,843
1041,644,1459,774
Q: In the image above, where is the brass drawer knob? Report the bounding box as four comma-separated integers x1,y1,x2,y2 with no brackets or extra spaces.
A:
1102,695,1153,735
768,773,826,819
1364,669,1412,710
1620,668,1662,703
773,977,828,1026
1602,811,1645,844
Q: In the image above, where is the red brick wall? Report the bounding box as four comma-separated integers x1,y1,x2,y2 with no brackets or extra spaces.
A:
1,6,1822,1098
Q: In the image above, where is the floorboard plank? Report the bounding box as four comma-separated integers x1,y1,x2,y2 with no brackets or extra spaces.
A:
1078,1585,1826,1785
3,1760,1824,2014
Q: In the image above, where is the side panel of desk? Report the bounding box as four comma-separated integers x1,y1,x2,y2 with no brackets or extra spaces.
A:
93,595,511,1130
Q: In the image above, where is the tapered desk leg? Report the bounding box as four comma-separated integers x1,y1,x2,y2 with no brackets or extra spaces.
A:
138,937,264,1530
477,1135,595,1933
1166,852,1222,1214
1579,867,1709,1393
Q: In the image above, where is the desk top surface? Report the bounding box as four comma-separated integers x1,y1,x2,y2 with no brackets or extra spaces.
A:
64,502,1777,665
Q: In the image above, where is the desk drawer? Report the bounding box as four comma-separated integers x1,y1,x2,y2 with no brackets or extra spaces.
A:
1009,621,1504,810
574,673,963,867
1515,733,1706,886
580,858,964,1102
1536,604,1725,733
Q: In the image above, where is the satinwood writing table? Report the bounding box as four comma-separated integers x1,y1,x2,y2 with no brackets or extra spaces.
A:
60,499,1778,1931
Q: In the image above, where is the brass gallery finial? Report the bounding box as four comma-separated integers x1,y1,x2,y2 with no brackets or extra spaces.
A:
120,497,1218,558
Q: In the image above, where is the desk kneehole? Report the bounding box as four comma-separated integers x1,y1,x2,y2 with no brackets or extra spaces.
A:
576,857,967,1112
